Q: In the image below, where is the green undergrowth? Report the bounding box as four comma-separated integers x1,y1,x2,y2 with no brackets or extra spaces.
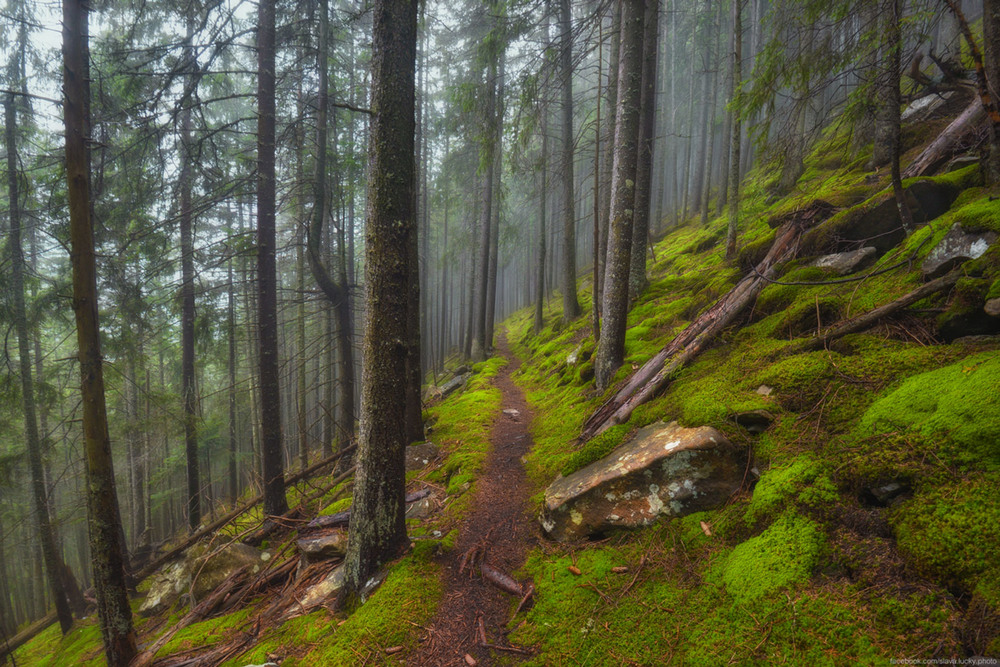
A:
506,115,999,662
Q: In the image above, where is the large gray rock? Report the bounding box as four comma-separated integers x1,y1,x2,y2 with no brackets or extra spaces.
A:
139,542,269,615
985,298,1000,317
288,565,345,618
811,247,876,275
922,223,998,279
540,421,746,542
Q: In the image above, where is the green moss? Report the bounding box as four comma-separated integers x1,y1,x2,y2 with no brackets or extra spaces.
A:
12,621,104,666
747,457,838,525
561,423,631,476
857,351,1000,464
719,513,825,602
894,473,1000,605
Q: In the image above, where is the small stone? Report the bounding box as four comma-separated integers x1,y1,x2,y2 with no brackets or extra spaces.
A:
811,247,877,276
985,298,1000,317
567,344,583,366
756,385,773,396
296,530,348,562
503,409,520,419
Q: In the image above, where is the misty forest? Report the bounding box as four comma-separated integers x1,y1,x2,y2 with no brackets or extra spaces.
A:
2,0,1000,664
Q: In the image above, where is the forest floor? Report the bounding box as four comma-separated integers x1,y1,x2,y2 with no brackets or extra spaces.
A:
410,331,537,666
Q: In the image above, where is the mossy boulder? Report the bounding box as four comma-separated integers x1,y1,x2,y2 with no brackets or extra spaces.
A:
921,222,997,279
721,513,826,602
138,542,270,616
857,351,1000,464
540,421,746,542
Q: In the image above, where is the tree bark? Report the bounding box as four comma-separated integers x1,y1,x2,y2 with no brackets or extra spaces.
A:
179,18,201,531
471,54,497,361
884,0,914,233
559,0,582,320
6,92,75,635
62,1,137,662
726,0,742,259
981,0,1000,182
594,0,645,391
598,2,622,304
628,0,659,301
257,0,288,519
343,0,417,600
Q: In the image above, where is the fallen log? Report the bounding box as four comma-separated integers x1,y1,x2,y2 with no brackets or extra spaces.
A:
790,270,961,354
902,98,986,178
304,487,432,530
579,209,831,443
0,611,58,661
135,445,356,582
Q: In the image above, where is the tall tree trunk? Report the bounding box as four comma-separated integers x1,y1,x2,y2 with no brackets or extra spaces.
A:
726,0,743,259
6,93,74,635
983,0,1000,183
594,0,644,391
179,19,201,531
485,49,505,353
343,0,417,601
257,0,288,519
406,1,426,442
471,56,497,361
598,1,622,303
535,106,549,334
885,0,913,233
228,229,239,501
62,1,137,662
559,0,582,320
628,0,659,302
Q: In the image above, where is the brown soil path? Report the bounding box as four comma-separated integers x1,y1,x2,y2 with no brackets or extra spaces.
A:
410,331,538,666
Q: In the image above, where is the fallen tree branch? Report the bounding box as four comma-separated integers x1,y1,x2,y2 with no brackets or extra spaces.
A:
135,445,355,581
789,270,962,354
901,98,987,178
305,486,430,530
580,208,831,443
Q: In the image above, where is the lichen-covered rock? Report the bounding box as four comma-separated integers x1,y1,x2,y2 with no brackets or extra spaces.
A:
295,565,345,612
296,529,348,562
138,560,190,616
921,223,997,279
540,421,746,542
189,543,268,601
138,542,269,615
811,247,876,275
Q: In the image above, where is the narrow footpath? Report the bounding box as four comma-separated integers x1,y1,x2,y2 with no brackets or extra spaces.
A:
410,331,537,666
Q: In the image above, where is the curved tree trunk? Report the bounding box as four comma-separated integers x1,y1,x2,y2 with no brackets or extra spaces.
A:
6,93,74,635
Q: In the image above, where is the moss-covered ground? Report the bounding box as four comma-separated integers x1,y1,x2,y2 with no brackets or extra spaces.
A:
501,122,1000,663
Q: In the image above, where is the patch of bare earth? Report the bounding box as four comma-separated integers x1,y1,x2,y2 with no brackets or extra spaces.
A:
410,332,538,666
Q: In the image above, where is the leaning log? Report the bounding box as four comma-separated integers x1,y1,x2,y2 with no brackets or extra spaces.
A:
902,99,986,178
790,270,961,353
579,208,832,443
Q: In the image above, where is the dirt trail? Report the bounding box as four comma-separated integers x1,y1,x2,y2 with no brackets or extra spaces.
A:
410,331,537,666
